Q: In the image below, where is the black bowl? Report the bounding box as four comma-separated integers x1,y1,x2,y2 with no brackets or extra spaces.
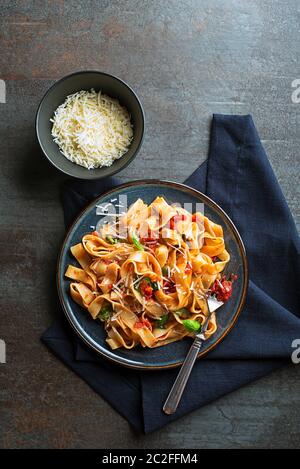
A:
36,71,145,179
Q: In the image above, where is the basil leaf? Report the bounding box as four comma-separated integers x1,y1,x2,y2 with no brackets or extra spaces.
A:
156,314,169,329
135,276,160,293
142,277,151,284
182,319,201,333
162,266,170,277
132,232,144,251
106,235,116,244
98,304,112,321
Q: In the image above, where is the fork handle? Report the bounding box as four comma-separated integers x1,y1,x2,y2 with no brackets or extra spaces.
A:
163,336,203,415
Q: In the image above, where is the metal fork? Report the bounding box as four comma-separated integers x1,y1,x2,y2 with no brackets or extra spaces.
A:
163,299,214,415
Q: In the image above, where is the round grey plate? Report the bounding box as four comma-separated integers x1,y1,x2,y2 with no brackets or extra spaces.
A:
57,180,248,370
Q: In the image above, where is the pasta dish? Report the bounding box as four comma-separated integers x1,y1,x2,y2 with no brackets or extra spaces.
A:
65,196,235,349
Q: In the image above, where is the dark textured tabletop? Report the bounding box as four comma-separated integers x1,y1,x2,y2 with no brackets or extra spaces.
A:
0,0,299,449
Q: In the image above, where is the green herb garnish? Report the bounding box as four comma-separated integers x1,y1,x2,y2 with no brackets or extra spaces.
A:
132,232,144,251
156,314,169,329
162,265,171,277
106,235,116,244
98,304,112,321
143,277,159,291
134,276,159,292
142,276,151,283
182,319,201,333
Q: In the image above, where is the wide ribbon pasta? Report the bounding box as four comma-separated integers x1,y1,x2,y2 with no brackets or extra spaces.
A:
65,197,230,349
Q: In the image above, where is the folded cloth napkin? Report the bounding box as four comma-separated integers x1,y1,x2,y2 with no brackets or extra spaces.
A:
42,115,300,434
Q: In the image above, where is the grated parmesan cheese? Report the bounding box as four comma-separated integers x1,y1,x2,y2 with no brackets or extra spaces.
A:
50,89,133,169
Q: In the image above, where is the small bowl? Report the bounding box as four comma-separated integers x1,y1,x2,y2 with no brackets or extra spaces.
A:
36,71,145,179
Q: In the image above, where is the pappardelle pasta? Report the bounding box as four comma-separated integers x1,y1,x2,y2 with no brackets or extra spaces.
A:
65,196,236,350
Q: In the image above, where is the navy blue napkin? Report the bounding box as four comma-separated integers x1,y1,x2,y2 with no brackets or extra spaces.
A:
42,115,300,433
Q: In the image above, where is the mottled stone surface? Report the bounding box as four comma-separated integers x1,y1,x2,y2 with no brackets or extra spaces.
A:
0,0,299,449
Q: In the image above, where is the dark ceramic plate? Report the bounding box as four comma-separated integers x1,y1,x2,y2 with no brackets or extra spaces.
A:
36,71,144,179
57,180,248,370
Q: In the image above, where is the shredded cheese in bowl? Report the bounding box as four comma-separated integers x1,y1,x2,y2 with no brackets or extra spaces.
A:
50,89,133,169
